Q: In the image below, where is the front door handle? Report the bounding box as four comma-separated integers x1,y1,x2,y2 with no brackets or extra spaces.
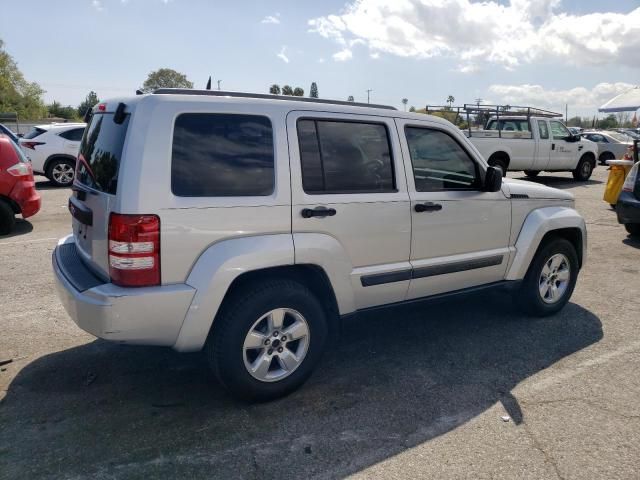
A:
301,206,337,218
551,143,556,150
414,202,442,213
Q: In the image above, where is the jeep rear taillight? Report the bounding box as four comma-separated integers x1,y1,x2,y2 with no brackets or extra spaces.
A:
108,213,160,287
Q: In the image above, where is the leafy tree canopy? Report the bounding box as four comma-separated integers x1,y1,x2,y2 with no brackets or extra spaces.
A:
0,38,46,120
141,68,193,93
78,91,99,118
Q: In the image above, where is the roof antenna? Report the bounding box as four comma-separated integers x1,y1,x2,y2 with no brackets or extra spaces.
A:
206,76,212,90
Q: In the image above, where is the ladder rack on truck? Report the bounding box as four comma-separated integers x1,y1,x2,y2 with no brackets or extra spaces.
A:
424,104,563,139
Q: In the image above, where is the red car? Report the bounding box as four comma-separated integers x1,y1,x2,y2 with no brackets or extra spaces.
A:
0,134,41,234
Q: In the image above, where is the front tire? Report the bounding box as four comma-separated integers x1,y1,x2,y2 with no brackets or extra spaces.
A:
599,152,615,165
524,170,540,178
625,224,640,237
516,237,579,317
46,159,75,187
572,156,594,181
206,279,328,402
0,200,15,235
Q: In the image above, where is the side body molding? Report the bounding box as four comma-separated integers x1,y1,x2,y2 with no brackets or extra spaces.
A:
173,234,295,352
506,206,587,281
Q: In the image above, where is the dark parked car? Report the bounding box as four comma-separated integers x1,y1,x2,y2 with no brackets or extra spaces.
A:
617,161,640,237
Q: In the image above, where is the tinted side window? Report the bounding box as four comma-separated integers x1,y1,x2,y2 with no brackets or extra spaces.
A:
24,127,46,139
172,114,274,197
550,121,570,140
405,127,478,192
59,128,85,141
297,120,395,194
538,121,549,139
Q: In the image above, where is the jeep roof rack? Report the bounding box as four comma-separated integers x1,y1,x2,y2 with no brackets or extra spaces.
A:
152,88,397,110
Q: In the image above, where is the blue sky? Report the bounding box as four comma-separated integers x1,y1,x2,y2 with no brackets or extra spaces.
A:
1,0,638,117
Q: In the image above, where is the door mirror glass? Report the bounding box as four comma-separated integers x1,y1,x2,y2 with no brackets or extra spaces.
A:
484,166,502,192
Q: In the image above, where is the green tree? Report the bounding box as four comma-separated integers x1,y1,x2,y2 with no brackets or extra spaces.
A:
599,114,618,129
446,95,455,108
281,85,294,95
48,101,78,120
309,82,318,98
409,106,416,112
269,84,281,95
77,91,99,118
402,98,408,111
293,87,304,96
0,38,46,120
566,116,583,127
140,68,193,93
347,95,354,102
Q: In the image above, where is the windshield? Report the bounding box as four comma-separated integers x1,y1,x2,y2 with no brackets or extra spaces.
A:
76,113,130,194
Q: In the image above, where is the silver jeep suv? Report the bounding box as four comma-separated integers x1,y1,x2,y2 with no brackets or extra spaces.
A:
53,90,586,401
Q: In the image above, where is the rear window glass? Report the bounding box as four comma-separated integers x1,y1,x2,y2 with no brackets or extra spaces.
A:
76,113,129,194
10,140,30,163
23,127,46,139
486,119,530,132
171,113,274,197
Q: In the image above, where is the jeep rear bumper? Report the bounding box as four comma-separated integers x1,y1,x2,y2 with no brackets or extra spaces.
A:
53,240,195,346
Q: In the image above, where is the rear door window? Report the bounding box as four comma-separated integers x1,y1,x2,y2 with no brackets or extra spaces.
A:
297,119,395,194
76,113,129,194
171,113,274,197
59,128,85,141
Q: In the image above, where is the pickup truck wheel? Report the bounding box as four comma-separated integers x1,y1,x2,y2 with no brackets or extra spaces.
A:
625,224,640,237
517,238,578,317
0,200,16,235
524,170,540,178
206,279,328,402
599,152,615,165
572,156,594,181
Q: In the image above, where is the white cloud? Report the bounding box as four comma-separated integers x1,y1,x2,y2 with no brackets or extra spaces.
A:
333,48,353,61
277,46,289,63
92,0,104,11
488,82,636,111
317,58,326,63
309,0,640,69
262,13,281,24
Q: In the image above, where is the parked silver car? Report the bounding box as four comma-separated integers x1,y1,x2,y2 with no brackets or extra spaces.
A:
581,130,633,164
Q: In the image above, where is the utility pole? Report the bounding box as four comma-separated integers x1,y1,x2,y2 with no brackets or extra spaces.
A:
565,103,568,123
366,89,373,104
217,80,222,91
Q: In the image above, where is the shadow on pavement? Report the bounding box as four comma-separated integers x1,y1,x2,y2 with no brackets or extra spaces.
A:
622,235,640,249
514,175,603,189
0,294,602,479
0,219,33,239
35,178,69,191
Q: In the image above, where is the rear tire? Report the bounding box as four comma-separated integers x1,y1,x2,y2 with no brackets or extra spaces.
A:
516,237,579,317
599,152,615,165
206,279,328,402
572,156,594,181
46,158,75,187
625,224,640,237
524,170,540,178
0,200,16,235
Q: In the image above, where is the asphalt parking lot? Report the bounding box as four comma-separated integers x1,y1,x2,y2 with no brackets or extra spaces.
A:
1,168,639,480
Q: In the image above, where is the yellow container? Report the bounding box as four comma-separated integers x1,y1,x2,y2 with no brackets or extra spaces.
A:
603,160,634,205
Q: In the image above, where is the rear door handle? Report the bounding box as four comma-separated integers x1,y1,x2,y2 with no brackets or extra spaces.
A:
301,207,337,218
414,202,442,213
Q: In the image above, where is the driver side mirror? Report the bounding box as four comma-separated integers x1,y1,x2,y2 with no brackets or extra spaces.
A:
484,166,502,192
565,134,581,142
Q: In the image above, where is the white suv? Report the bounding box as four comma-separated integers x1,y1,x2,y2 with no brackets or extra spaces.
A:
20,123,86,186
53,91,587,401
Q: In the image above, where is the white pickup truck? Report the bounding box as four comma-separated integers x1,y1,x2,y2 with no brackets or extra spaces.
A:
465,116,598,181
